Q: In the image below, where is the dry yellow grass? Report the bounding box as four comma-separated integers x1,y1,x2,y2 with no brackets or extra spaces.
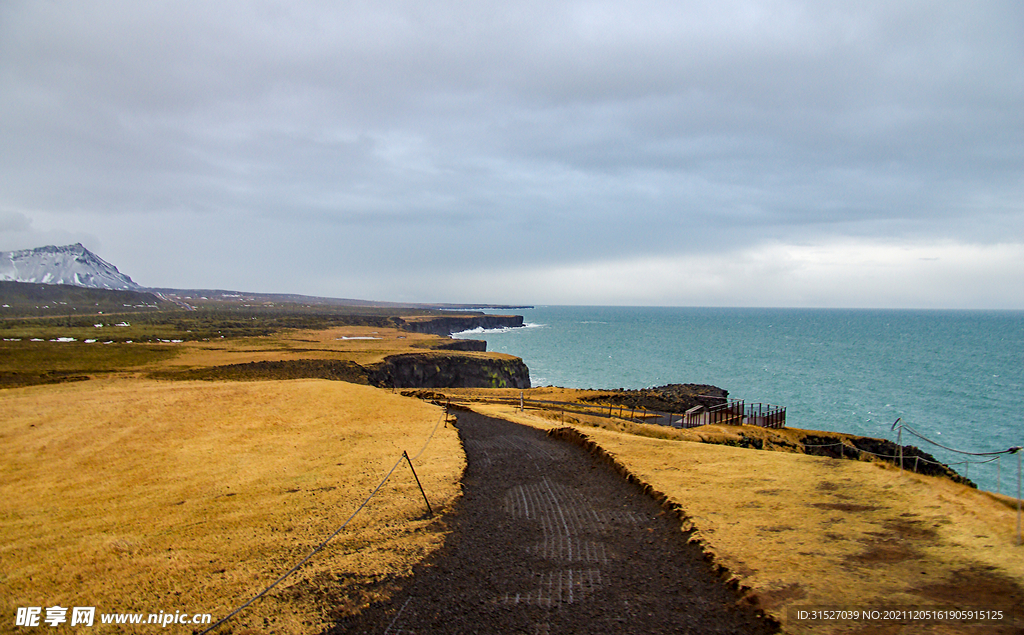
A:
160,326,442,371
471,402,1024,635
0,378,463,634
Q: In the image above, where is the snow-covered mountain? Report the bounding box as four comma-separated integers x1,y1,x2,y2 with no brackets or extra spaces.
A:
0,243,142,290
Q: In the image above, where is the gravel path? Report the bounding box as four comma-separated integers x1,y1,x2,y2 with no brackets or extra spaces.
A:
333,411,777,634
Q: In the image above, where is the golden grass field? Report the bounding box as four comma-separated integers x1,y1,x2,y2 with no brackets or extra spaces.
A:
0,377,463,634
161,325,443,370
467,400,1024,635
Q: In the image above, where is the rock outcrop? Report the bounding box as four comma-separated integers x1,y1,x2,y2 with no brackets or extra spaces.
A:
397,314,525,336
151,351,531,390
580,384,728,413
419,339,487,352
369,352,531,389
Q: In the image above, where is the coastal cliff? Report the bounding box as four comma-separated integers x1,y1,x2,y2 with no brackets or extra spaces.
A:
151,351,531,390
369,352,531,389
397,314,525,336
142,313,531,390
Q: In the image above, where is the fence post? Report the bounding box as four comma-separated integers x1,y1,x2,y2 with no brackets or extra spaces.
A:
520,391,524,412
1016,448,1022,546
898,428,903,474
892,418,903,475
403,451,433,517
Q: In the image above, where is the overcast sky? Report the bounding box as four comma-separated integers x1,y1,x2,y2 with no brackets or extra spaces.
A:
1,1,1022,308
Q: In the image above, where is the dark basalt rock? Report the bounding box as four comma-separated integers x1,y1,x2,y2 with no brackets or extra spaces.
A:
396,314,524,336
418,339,487,352
147,351,532,391
368,353,531,389
580,383,728,413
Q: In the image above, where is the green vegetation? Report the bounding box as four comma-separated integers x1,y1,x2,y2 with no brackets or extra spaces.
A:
0,340,180,388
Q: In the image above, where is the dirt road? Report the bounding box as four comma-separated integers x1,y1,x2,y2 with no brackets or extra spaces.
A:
333,410,776,634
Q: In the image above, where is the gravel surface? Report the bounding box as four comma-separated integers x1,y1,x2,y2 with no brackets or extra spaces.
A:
332,410,777,634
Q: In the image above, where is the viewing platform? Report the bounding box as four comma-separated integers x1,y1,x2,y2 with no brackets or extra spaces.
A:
681,399,786,429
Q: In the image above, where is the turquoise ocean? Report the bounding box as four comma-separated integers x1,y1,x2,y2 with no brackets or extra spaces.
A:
455,306,1024,495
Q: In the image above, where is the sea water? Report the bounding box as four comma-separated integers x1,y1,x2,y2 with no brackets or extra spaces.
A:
455,306,1024,494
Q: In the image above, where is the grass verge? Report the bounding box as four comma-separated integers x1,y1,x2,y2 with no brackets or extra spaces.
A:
1,378,463,634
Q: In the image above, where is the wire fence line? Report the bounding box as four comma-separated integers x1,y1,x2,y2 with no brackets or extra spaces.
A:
885,418,1023,483
198,410,449,635
805,419,1022,545
802,438,1005,483
887,417,1022,545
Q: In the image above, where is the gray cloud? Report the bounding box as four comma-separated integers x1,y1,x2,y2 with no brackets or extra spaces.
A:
1,0,1021,306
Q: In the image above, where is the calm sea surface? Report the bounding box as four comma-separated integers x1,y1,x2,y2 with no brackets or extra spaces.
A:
455,306,1024,494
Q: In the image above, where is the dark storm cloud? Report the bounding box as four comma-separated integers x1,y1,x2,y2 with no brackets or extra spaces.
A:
1,1,1021,306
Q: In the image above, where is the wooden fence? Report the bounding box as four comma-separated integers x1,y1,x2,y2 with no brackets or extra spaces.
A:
684,400,786,429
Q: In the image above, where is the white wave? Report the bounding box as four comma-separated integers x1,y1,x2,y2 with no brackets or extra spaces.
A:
452,323,544,337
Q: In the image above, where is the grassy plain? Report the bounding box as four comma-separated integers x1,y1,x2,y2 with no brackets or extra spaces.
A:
467,400,1024,635
0,378,463,634
0,323,460,389
161,325,443,370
